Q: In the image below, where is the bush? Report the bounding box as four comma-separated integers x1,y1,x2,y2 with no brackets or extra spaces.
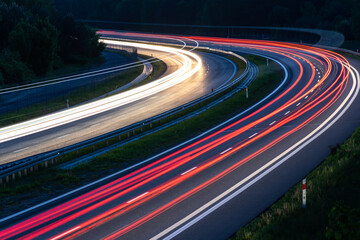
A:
325,203,360,240
9,17,59,75
0,49,32,85
0,1,104,84
58,15,105,64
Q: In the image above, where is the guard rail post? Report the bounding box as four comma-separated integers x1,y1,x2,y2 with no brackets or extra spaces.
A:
0,42,254,184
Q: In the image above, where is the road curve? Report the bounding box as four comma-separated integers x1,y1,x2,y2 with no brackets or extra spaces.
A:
0,34,359,240
0,35,238,165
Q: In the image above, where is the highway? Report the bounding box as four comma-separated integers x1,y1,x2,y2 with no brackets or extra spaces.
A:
0,35,237,164
0,51,134,114
0,34,359,240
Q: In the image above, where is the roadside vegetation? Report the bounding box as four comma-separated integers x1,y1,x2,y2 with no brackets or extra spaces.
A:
0,54,283,218
0,53,167,128
133,54,167,87
0,63,144,128
56,0,360,46
230,128,360,240
0,0,104,87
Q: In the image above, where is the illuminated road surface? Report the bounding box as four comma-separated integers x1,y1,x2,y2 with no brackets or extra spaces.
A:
0,35,237,163
0,34,359,240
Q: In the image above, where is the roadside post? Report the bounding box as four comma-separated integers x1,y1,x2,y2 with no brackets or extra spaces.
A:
302,178,306,208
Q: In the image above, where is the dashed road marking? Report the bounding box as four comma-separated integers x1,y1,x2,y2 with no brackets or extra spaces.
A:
220,148,232,155
57,134,69,139
127,192,149,204
14,147,29,153
181,167,197,176
249,133,258,139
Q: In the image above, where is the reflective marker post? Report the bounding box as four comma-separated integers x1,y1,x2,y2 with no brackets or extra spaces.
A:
246,87,248,99
302,178,306,208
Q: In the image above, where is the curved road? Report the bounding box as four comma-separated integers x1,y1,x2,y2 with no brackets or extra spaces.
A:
0,34,359,240
0,51,133,114
0,36,237,164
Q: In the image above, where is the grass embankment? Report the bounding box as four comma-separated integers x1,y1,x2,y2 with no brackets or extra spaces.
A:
133,54,167,87
22,51,246,166
230,132,360,240
33,57,105,84
0,60,147,128
341,40,360,53
0,54,283,218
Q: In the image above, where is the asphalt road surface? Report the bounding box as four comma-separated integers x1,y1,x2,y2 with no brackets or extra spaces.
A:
0,35,238,164
0,51,133,114
0,34,359,240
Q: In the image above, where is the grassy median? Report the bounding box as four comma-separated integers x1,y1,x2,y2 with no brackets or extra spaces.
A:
229,129,360,240
0,54,283,218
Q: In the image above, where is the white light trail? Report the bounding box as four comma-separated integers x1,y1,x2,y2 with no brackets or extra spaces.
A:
0,40,202,143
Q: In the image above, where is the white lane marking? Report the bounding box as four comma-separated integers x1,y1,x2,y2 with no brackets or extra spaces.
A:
57,134,69,139
305,96,309,99
181,167,197,176
285,111,290,115
150,64,360,240
0,40,203,144
0,47,289,225
248,133,258,139
14,147,29,153
269,121,276,126
220,148,232,155
318,75,321,78
296,102,301,106
50,226,81,240
127,192,149,204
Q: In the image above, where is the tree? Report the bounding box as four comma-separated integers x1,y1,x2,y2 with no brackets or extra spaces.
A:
9,17,59,75
0,49,32,85
0,2,26,48
268,5,291,27
58,15,104,64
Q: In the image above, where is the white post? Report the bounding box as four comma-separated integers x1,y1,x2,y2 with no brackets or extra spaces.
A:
302,178,306,208
246,87,248,99
266,58,269,66
66,99,69,109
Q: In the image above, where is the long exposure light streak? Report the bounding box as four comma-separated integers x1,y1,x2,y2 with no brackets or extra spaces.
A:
0,33,358,240
0,39,202,143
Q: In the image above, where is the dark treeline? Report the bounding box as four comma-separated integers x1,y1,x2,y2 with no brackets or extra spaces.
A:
55,0,360,40
0,0,105,86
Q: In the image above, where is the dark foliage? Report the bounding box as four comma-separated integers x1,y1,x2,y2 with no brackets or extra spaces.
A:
55,0,360,40
0,0,104,86
58,16,105,64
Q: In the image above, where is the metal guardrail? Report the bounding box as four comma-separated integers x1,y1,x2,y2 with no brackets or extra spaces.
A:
0,41,251,183
58,61,259,169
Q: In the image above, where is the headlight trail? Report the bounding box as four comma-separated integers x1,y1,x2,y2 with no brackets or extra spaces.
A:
0,39,202,143
0,34,358,240
0,32,193,95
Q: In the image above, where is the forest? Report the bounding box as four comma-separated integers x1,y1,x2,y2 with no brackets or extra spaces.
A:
55,0,360,41
0,0,104,86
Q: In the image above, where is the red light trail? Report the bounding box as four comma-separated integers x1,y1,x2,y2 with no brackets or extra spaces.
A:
0,33,357,240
